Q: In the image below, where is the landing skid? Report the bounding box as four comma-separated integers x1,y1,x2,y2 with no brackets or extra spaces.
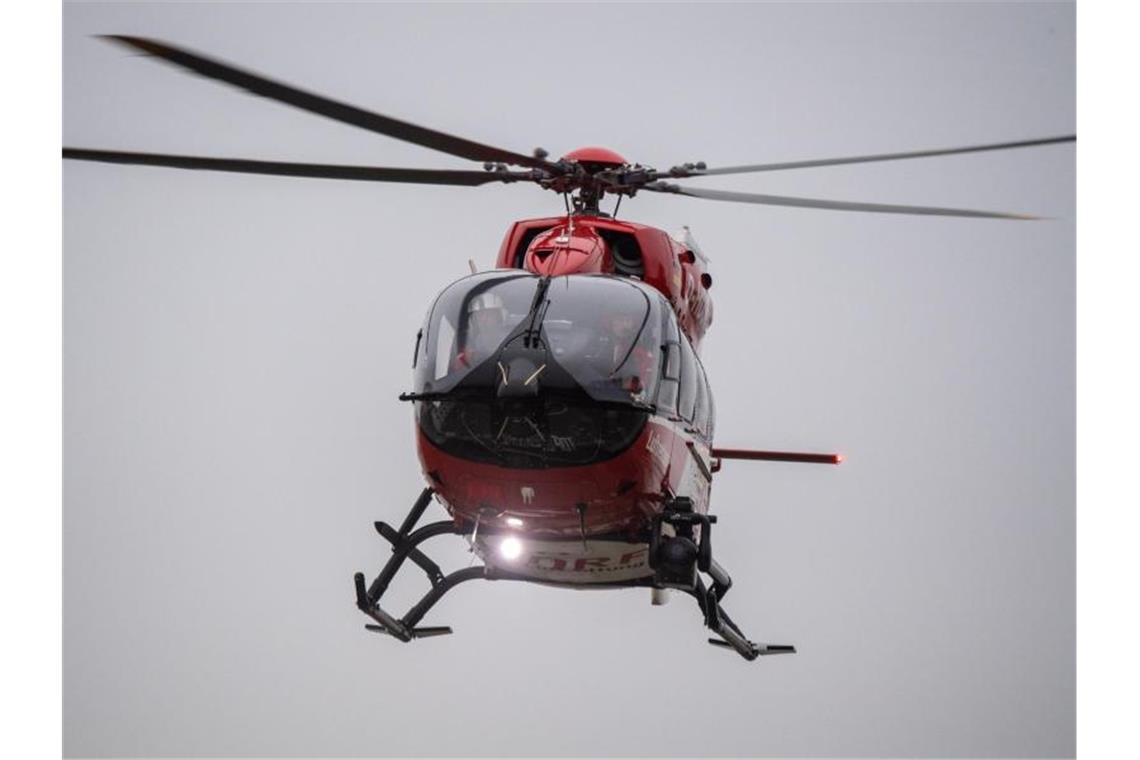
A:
688,579,795,659
652,497,796,661
352,488,793,661
352,487,484,642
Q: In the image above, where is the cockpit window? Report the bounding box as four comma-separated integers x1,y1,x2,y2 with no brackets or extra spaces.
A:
541,276,661,405
415,272,539,394
414,272,663,407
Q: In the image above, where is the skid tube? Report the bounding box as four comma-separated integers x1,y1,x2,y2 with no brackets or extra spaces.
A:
354,487,793,660
353,487,486,641
652,496,796,661
684,572,796,661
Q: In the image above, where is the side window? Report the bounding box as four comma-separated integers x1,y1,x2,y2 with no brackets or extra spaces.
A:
703,364,715,440
658,342,680,416
678,336,697,423
656,303,681,416
693,360,708,437
433,315,457,381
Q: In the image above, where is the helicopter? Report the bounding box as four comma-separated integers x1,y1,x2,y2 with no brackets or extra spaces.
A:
63,36,1075,661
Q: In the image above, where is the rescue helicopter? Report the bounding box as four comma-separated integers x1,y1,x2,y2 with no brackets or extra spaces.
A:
63,36,1075,661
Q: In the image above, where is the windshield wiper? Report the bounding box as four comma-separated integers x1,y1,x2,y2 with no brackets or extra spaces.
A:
522,276,552,349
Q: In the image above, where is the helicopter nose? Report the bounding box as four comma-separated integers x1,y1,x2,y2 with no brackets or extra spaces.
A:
496,357,546,399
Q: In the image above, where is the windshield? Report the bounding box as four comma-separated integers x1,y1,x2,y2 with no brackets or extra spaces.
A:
542,276,661,405
414,272,663,406
415,271,537,395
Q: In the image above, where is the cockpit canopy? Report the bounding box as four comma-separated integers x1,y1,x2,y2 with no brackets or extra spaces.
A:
414,271,667,407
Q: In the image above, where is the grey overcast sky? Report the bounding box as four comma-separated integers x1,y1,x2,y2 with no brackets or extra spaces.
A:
64,2,1075,757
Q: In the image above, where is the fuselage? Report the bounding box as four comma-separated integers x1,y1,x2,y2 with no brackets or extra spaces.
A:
409,216,716,584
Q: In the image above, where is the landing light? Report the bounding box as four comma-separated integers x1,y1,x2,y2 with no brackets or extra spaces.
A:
499,536,523,561
505,516,524,528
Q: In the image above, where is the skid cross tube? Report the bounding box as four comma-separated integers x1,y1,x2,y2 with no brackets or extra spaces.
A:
401,566,486,629
366,519,459,600
354,487,487,641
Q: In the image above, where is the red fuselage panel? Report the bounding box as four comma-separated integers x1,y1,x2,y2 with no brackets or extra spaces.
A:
416,416,710,537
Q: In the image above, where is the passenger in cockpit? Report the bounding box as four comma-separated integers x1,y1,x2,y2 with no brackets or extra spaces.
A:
608,310,655,395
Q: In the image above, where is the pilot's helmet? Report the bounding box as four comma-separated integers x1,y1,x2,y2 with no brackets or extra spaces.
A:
468,292,507,331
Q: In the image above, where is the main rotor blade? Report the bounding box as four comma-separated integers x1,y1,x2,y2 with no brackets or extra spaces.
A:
62,148,530,186
642,182,1038,219
100,35,557,172
667,135,1076,178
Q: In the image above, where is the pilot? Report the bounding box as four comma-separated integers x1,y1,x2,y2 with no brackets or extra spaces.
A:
454,292,508,369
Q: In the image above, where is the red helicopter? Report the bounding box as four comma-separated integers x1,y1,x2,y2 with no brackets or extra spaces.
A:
64,36,1075,660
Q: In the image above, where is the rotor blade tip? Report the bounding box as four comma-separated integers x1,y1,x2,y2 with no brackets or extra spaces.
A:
98,34,159,54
